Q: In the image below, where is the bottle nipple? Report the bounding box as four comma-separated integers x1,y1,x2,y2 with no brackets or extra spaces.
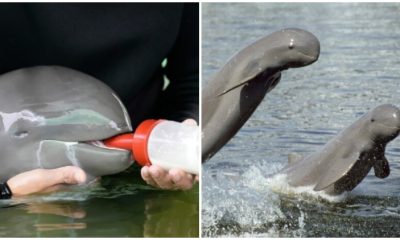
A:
103,119,163,166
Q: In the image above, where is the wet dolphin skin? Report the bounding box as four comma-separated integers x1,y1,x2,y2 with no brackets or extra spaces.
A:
202,28,320,162
0,66,133,182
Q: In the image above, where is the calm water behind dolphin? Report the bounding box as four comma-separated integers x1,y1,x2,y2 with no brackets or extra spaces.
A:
202,3,400,237
0,168,199,237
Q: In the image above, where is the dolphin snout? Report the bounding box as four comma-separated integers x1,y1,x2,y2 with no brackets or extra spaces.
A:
280,28,320,67
376,104,400,128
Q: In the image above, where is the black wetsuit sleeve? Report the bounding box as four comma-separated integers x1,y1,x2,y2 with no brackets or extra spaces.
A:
155,3,199,123
0,182,12,199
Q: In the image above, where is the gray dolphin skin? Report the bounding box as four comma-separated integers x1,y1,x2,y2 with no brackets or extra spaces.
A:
202,28,320,162
281,104,400,195
0,66,133,182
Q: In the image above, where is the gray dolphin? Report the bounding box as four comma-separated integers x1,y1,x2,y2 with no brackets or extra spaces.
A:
0,66,133,182
281,104,400,195
202,28,320,162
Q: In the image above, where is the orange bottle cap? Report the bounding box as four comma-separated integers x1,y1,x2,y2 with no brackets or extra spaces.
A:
132,119,164,166
103,119,164,167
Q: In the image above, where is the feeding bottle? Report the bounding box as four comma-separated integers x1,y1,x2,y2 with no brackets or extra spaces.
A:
104,120,199,175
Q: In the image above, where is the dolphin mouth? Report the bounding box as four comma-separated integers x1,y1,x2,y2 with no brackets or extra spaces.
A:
301,51,319,63
83,140,128,151
78,138,132,157
280,50,319,70
368,123,400,144
38,137,133,177
378,123,400,129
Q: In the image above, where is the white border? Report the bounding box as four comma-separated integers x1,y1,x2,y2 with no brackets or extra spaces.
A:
198,2,203,238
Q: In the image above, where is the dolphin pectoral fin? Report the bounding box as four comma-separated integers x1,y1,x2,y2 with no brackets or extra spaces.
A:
373,156,390,178
217,76,254,97
313,152,359,191
217,72,281,97
288,153,303,165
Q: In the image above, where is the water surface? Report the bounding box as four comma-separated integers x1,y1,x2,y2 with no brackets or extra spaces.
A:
0,168,199,237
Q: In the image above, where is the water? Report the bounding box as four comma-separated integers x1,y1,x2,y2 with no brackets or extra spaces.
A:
202,3,400,237
0,168,199,237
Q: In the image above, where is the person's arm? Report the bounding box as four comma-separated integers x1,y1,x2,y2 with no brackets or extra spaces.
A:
142,4,199,191
154,3,199,122
0,166,86,198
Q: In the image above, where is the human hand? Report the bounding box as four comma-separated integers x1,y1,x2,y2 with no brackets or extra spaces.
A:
140,118,199,190
141,165,198,190
7,166,87,197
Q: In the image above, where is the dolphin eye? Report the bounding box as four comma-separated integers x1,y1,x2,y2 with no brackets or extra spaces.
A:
371,119,375,122
14,130,29,138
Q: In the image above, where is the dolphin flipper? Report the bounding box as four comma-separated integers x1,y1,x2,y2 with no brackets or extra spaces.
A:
373,156,390,178
313,151,360,191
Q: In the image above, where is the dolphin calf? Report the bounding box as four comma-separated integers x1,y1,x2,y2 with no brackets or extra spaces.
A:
280,104,400,195
0,66,133,182
202,28,320,162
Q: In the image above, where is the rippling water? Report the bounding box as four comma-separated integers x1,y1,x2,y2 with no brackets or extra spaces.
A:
202,3,400,237
0,168,199,237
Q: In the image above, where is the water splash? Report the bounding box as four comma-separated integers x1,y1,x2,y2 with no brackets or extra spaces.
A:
203,164,300,237
266,173,348,203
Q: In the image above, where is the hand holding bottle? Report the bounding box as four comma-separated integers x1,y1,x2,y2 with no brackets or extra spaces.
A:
140,119,199,190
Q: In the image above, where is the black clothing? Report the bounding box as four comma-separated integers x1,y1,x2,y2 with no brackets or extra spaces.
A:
0,182,12,199
0,3,199,126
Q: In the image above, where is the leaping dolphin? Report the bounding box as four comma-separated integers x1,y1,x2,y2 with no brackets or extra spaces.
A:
0,66,133,182
280,104,400,195
202,28,320,162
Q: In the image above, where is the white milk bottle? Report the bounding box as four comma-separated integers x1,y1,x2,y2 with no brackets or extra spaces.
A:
104,119,199,175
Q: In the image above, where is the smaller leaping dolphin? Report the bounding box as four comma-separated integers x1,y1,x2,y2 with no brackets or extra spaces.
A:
280,104,400,195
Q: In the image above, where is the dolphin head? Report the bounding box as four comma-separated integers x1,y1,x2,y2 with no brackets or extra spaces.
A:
0,66,133,181
218,28,320,96
366,104,400,142
267,28,320,69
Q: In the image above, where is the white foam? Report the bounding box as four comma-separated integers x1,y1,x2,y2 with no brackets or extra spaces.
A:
266,173,348,203
202,164,285,235
203,163,348,237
